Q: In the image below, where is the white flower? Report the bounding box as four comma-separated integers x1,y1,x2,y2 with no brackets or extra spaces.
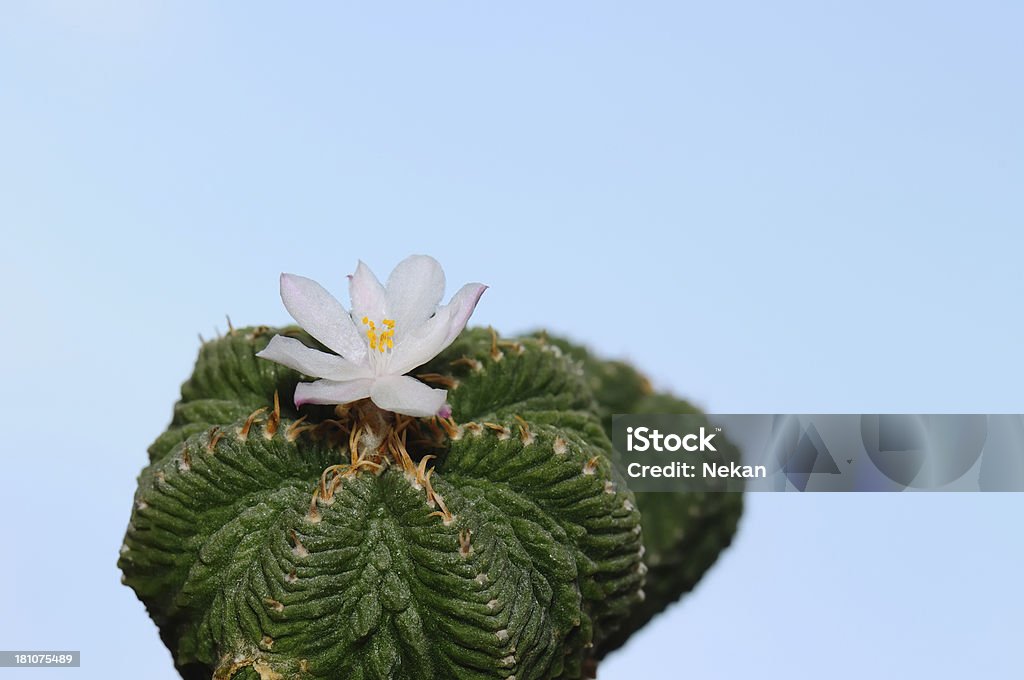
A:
256,255,486,418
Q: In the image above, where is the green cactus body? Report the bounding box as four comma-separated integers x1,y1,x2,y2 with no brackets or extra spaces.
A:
539,337,743,658
121,326,740,679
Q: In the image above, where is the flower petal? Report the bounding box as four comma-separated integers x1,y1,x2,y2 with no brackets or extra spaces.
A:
280,273,366,361
256,335,371,381
369,374,448,418
386,282,487,375
294,378,373,407
384,255,446,332
348,260,386,326
386,304,456,376
441,282,487,346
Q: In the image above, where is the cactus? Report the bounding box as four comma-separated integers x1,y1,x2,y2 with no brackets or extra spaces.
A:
120,324,741,679
537,336,743,659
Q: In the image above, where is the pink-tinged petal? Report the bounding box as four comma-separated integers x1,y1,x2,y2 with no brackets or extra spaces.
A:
348,260,386,325
369,375,448,418
385,280,487,376
386,282,486,375
441,282,487,346
386,304,456,376
383,255,446,331
294,378,372,407
280,273,366,361
256,335,372,381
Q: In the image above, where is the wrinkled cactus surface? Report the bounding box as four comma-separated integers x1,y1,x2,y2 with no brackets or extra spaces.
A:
120,326,741,679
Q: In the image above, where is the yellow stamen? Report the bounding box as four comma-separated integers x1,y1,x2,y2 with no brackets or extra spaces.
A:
362,317,396,353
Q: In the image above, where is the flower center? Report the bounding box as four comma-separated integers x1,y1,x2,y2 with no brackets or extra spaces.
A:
362,317,396,353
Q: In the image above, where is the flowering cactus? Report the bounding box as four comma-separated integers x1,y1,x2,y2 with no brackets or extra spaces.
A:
119,256,741,679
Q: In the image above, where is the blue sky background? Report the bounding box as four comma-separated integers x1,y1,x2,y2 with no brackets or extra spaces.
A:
1,1,1022,678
